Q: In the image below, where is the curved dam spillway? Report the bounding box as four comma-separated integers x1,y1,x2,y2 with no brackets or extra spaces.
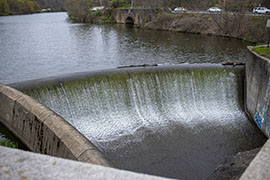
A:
11,65,265,180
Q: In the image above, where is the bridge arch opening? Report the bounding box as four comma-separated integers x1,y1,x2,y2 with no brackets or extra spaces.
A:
125,16,134,25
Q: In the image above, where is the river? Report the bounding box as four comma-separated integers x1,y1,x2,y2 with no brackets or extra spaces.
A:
0,12,263,180
0,12,250,84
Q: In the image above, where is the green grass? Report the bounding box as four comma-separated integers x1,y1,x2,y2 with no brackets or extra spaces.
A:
0,139,18,148
253,46,270,59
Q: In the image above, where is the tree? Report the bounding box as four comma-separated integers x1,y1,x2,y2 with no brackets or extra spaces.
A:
0,0,40,15
65,0,93,22
0,0,10,14
32,0,65,11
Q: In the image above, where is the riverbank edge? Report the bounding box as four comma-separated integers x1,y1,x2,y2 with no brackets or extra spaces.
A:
72,9,268,43
0,10,66,17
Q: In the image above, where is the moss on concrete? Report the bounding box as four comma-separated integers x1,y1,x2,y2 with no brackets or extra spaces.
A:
253,46,270,59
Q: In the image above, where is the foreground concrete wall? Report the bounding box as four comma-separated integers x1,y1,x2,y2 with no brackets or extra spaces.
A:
0,146,172,180
0,83,112,167
240,139,270,180
246,46,270,137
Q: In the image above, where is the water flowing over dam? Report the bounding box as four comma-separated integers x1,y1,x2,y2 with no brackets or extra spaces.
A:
13,65,265,180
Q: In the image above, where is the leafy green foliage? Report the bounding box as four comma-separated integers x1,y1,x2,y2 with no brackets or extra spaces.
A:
32,0,65,11
0,0,9,14
0,0,41,15
253,46,270,59
65,0,115,23
94,9,102,16
65,0,94,23
0,138,18,148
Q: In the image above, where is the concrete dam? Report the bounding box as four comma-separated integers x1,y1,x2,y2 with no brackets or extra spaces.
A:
9,64,265,180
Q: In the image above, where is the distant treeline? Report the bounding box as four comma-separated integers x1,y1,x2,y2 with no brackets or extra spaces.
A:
0,0,41,15
33,0,65,11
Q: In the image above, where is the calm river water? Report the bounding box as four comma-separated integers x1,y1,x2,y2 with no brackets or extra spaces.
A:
0,12,250,84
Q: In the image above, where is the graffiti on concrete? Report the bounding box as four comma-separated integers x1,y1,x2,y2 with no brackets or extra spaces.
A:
255,77,270,135
254,108,266,129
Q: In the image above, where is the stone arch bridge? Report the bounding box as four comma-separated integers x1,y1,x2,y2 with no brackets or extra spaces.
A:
111,8,159,26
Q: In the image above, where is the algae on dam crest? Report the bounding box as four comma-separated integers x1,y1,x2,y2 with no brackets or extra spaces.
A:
17,66,265,180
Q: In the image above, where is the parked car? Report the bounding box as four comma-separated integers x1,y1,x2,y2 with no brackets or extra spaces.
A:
207,7,222,13
173,7,187,13
91,6,104,11
253,7,270,14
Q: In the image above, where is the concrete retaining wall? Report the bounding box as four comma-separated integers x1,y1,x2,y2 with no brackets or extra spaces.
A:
0,83,112,167
246,46,270,137
240,139,270,180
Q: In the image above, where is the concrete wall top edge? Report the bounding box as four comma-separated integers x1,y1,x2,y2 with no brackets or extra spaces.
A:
9,64,244,90
246,45,270,137
247,46,270,63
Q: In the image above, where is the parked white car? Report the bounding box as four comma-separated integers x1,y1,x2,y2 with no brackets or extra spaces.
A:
253,7,270,14
173,7,187,13
207,7,222,13
91,6,104,11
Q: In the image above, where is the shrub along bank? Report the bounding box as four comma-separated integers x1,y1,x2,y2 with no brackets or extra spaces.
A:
141,11,268,43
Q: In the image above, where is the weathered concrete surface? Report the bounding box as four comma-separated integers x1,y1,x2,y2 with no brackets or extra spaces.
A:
0,146,173,180
246,46,270,137
239,46,270,180
0,83,112,167
240,139,270,180
208,148,260,180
